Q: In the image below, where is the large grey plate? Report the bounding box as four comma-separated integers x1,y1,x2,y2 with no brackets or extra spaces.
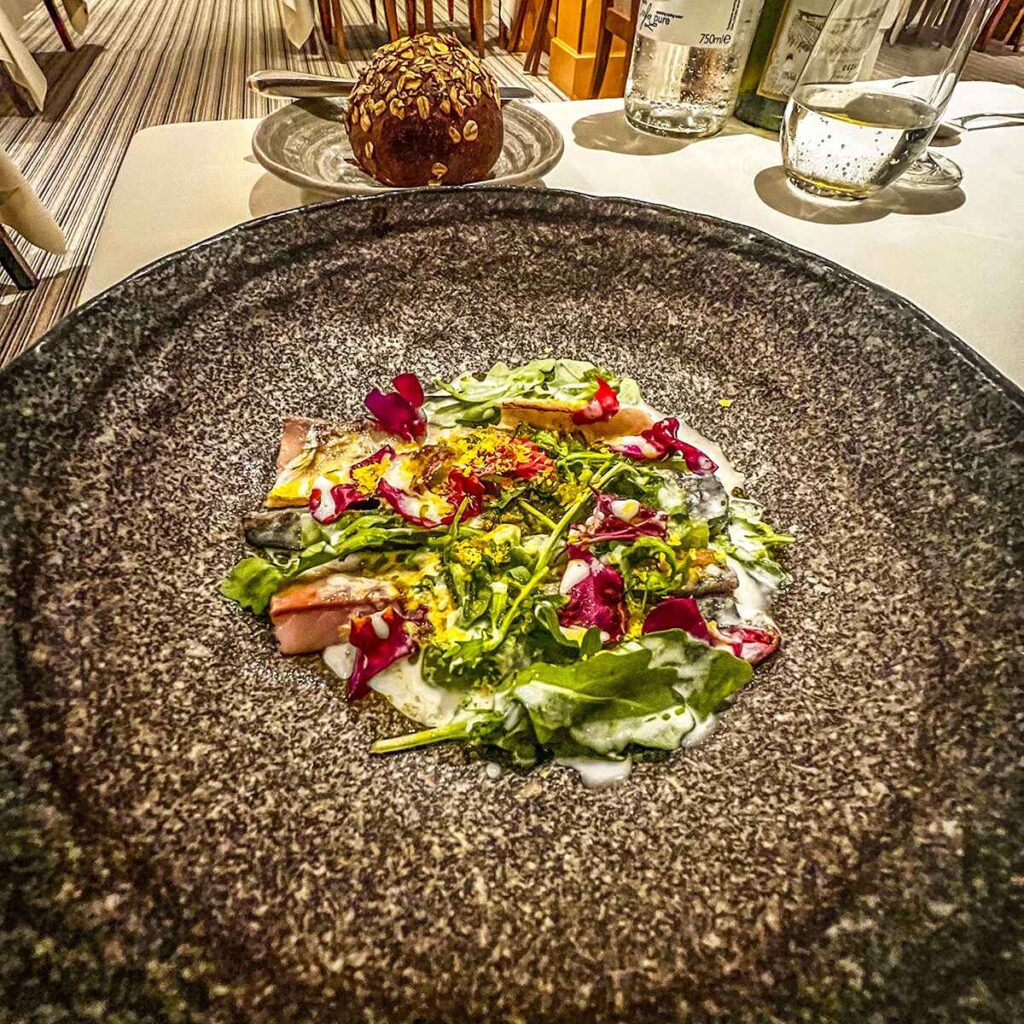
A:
252,97,564,193
1,190,1021,1023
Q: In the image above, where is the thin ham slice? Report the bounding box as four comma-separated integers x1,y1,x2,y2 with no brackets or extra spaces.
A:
269,572,398,654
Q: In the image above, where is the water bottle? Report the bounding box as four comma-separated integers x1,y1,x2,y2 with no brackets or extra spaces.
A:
625,0,767,138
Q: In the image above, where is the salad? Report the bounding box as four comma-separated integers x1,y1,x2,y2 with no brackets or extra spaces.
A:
222,360,793,784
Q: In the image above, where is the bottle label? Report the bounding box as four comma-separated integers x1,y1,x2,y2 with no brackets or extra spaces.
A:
757,0,887,101
637,0,744,49
756,0,833,102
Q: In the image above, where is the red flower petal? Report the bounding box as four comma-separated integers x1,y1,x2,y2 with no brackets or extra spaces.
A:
447,468,485,520
571,376,620,425
309,482,374,524
641,596,712,642
351,445,395,471
608,417,717,474
376,477,444,528
558,545,627,642
392,372,425,407
575,493,667,544
364,388,426,441
346,606,419,700
644,598,781,665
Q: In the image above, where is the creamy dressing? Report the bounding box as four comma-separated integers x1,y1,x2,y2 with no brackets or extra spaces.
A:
555,756,633,788
368,657,462,727
726,555,773,619
559,558,592,594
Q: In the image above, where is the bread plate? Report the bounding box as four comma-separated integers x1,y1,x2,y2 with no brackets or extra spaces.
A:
252,97,564,195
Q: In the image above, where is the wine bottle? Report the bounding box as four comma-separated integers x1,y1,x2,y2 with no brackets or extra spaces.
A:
735,0,835,133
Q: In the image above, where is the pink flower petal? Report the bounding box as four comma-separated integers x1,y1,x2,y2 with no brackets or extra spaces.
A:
608,417,716,474
447,468,485,520
346,606,419,700
309,482,373,524
711,623,780,665
575,493,667,544
571,376,620,425
558,545,627,642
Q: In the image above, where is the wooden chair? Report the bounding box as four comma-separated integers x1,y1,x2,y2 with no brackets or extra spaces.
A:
589,0,639,97
976,0,1024,50
509,0,557,73
316,0,383,59
42,0,76,52
388,0,486,55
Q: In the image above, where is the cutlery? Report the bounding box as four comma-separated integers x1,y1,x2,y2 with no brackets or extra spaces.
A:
247,70,533,103
934,111,1024,139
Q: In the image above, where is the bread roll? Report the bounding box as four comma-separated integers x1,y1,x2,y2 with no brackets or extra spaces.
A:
346,33,503,188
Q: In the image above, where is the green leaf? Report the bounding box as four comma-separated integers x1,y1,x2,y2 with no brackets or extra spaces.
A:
509,629,752,752
423,359,644,428
220,557,285,615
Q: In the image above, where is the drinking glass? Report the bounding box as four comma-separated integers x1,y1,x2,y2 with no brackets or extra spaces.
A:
780,0,999,200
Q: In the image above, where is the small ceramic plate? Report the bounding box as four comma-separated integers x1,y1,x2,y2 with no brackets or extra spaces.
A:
251,97,564,194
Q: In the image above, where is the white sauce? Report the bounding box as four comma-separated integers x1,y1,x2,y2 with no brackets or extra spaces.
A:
555,756,633,789
727,555,772,619
681,713,718,747
368,657,462,728
484,762,503,780
322,642,356,679
559,558,592,594
370,612,390,640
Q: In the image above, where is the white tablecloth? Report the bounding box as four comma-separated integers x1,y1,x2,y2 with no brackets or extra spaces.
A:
81,81,1024,386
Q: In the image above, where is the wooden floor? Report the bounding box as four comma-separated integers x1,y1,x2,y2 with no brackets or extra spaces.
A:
0,0,1021,367
0,0,563,367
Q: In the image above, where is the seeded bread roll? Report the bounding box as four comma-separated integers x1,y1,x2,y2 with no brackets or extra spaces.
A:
346,33,503,188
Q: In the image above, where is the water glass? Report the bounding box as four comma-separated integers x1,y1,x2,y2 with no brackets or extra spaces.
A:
780,0,999,200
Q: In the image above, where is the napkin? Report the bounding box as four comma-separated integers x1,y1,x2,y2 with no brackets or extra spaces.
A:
0,4,45,109
0,145,65,254
62,0,89,34
278,0,315,47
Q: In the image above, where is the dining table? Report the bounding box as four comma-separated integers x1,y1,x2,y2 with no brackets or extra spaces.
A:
80,79,1024,388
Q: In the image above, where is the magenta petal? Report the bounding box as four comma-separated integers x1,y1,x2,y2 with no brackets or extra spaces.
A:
364,389,426,441
392,372,425,408
351,445,395,471
558,545,627,642
577,493,667,544
642,597,712,643
309,483,374,524
646,418,717,474
346,606,419,700
571,377,620,425
376,478,443,528
607,436,663,460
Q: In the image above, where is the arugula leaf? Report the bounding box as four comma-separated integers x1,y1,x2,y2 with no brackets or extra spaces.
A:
716,497,794,590
372,629,752,761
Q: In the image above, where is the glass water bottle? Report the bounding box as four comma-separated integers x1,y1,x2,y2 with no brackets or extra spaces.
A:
624,0,767,138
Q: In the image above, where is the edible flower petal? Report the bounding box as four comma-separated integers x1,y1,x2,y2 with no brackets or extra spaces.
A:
365,374,427,441
575,493,667,544
710,623,780,665
392,372,425,408
447,468,485,520
308,478,374,524
557,545,627,642
644,597,780,664
609,417,717,474
346,606,419,700
571,376,620,425
641,596,712,642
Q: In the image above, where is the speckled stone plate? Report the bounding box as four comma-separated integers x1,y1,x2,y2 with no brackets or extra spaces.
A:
252,98,564,193
2,190,1022,1023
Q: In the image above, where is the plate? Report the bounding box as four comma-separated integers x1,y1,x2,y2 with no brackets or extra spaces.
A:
1,190,1021,1022
251,97,564,194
